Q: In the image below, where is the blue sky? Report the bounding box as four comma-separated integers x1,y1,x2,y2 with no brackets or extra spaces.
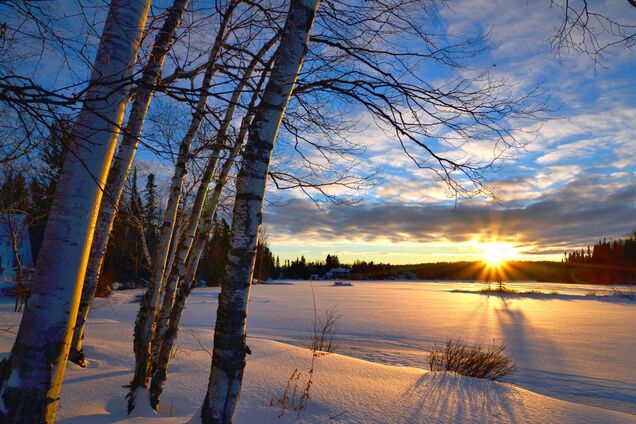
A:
264,0,636,264
4,0,634,265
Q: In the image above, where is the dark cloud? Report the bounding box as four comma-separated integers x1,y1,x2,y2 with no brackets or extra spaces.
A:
265,177,636,254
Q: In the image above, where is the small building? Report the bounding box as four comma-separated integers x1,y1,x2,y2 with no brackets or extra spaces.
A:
324,267,350,279
0,213,34,284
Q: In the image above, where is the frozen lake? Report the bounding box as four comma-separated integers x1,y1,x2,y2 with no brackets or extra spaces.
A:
1,280,634,420
235,280,636,415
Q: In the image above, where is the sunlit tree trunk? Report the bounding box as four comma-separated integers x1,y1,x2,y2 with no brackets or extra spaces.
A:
164,208,185,288
68,0,190,368
201,1,320,422
150,34,279,376
0,1,150,421
127,1,238,412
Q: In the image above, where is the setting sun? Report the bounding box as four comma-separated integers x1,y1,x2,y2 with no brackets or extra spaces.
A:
480,242,518,266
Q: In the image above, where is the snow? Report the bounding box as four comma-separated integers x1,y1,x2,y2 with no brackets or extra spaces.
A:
7,369,20,387
0,280,635,423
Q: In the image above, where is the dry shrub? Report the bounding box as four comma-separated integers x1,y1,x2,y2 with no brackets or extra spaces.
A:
428,339,517,381
479,281,518,295
269,368,312,418
309,307,339,354
271,284,339,418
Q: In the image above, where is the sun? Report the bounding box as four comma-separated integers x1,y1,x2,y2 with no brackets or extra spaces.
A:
480,242,518,267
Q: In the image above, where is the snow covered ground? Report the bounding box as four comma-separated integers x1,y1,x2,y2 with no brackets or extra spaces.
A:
0,280,634,423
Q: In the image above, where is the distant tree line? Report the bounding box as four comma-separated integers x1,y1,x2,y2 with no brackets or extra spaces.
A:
0,0,602,420
563,234,636,284
280,254,346,279
0,119,277,291
276,244,636,284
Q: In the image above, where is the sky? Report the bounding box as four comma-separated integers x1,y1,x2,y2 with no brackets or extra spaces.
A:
263,0,636,264
3,0,634,266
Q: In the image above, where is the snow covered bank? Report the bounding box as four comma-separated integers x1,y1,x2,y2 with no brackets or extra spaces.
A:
53,337,635,423
1,280,634,422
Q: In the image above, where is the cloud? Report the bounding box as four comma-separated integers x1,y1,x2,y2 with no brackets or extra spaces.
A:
265,172,636,256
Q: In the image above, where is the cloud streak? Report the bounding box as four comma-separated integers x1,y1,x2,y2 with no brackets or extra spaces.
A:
266,173,636,259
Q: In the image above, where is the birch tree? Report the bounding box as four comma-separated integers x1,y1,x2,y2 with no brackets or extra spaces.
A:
0,0,150,421
0,210,30,312
127,1,240,411
201,1,321,422
150,33,279,372
149,63,270,409
69,0,191,367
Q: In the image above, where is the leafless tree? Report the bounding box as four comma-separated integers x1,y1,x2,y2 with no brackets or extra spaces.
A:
550,0,636,61
201,1,321,422
149,57,273,410
69,0,191,369
0,210,31,312
0,1,151,421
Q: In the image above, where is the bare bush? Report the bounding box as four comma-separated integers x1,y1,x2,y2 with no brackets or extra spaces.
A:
271,285,339,418
477,286,559,297
270,368,312,418
479,286,518,295
310,307,339,354
428,339,517,381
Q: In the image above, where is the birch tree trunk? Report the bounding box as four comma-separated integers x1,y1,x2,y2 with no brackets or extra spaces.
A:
201,1,320,422
68,0,190,368
150,35,278,372
128,2,238,412
149,90,261,408
0,1,150,421
164,208,185,289
5,216,26,313
149,147,221,364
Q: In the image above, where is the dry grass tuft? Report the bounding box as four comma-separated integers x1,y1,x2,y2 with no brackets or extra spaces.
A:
428,339,517,381
309,307,339,354
271,283,339,418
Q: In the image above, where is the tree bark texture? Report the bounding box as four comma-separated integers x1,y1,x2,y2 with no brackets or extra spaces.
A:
127,1,238,413
69,0,190,368
201,1,320,422
0,1,150,422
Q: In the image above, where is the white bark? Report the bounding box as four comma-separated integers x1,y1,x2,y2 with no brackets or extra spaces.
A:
148,87,261,407
164,208,186,289
0,1,150,422
69,0,190,368
150,35,278,372
128,1,238,412
201,1,320,422
150,147,221,365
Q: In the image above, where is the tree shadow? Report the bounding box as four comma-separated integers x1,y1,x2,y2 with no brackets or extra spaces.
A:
63,369,129,385
450,290,636,304
485,299,634,413
401,372,523,423
492,297,564,381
